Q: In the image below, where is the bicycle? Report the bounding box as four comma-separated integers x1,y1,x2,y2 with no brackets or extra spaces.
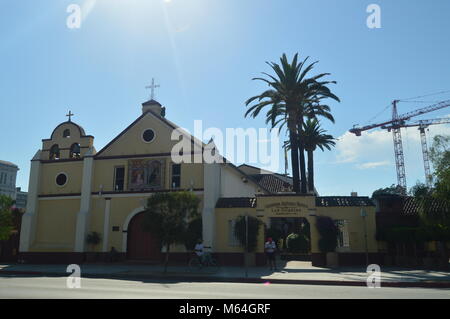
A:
188,252,220,273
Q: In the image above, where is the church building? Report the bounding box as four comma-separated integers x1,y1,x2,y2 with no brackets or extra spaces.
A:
19,97,380,267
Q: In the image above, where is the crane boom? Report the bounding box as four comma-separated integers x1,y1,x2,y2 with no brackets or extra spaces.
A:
349,100,450,136
382,117,450,187
349,99,450,193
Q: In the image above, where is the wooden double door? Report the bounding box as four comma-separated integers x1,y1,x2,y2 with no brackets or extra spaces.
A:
127,212,161,261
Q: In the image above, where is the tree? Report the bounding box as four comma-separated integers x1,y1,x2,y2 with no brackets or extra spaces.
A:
142,191,200,273
245,53,339,193
0,195,14,241
411,135,450,269
183,217,202,251
430,135,450,203
301,119,335,192
372,184,405,198
429,135,450,174
234,215,263,252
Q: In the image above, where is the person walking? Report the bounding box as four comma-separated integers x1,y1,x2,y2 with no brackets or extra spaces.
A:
265,237,277,271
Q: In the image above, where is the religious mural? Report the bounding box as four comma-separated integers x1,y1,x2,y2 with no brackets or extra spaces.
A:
128,159,165,191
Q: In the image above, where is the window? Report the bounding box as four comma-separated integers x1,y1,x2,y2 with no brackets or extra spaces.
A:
171,164,181,188
49,144,60,160
114,166,125,191
56,173,67,186
63,129,71,138
69,143,81,158
335,220,350,248
228,219,240,247
142,129,155,143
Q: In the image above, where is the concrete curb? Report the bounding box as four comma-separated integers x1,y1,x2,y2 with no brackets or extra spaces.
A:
1,270,450,288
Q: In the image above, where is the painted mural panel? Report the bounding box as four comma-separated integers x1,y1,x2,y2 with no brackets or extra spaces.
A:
128,159,165,191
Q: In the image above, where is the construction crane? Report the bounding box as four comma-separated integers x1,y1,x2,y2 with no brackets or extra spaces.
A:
349,99,450,193
382,117,450,187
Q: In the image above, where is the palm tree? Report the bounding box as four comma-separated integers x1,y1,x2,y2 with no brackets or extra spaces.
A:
247,54,339,193
302,119,336,192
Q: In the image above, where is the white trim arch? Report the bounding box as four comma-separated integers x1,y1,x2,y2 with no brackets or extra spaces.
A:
121,206,145,252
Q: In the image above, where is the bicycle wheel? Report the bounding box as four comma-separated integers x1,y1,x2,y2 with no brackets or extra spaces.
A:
207,258,220,273
189,257,202,271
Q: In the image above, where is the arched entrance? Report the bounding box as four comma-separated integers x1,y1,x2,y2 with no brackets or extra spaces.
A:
126,212,161,261
267,217,311,261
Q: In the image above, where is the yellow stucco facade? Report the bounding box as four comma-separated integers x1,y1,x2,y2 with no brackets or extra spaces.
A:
215,195,378,255
19,99,380,266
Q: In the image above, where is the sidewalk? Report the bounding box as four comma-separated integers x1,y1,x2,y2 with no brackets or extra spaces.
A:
1,261,450,288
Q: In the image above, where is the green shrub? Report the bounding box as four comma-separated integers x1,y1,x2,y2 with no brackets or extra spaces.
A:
286,232,309,253
384,226,433,243
86,231,102,246
234,215,263,252
316,216,338,253
183,218,202,250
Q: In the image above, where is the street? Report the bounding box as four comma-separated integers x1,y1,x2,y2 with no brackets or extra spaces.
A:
0,275,448,299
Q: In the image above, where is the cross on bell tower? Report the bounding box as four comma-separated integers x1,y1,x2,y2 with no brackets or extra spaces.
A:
145,78,160,100
66,110,74,122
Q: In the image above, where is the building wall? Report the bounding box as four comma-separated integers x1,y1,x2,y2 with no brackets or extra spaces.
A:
41,121,93,160
95,111,186,158
316,206,378,253
214,195,377,256
39,162,84,195
15,188,28,209
31,199,80,251
0,161,19,199
19,103,379,266
220,165,263,197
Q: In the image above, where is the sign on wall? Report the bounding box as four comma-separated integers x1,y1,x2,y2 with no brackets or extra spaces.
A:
265,201,308,216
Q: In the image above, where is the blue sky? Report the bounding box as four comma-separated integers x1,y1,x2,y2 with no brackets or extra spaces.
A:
1,0,450,196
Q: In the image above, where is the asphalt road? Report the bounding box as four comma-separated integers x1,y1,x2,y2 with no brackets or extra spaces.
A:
0,275,449,299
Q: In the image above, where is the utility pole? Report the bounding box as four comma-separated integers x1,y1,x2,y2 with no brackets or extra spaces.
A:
361,208,369,265
245,215,249,278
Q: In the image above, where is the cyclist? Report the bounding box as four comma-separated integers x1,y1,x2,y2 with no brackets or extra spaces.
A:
194,239,204,265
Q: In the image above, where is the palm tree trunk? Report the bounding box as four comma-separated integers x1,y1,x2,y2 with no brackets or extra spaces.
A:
307,150,314,193
297,123,307,194
288,116,300,193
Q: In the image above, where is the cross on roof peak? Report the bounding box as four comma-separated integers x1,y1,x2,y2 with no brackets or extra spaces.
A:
145,78,160,100
66,110,74,122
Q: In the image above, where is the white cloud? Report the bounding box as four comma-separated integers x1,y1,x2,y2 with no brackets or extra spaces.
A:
356,161,391,169
335,130,391,164
331,120,450,186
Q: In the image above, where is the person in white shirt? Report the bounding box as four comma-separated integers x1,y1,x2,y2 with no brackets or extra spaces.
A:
265,237,277,271
194,239,204,264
